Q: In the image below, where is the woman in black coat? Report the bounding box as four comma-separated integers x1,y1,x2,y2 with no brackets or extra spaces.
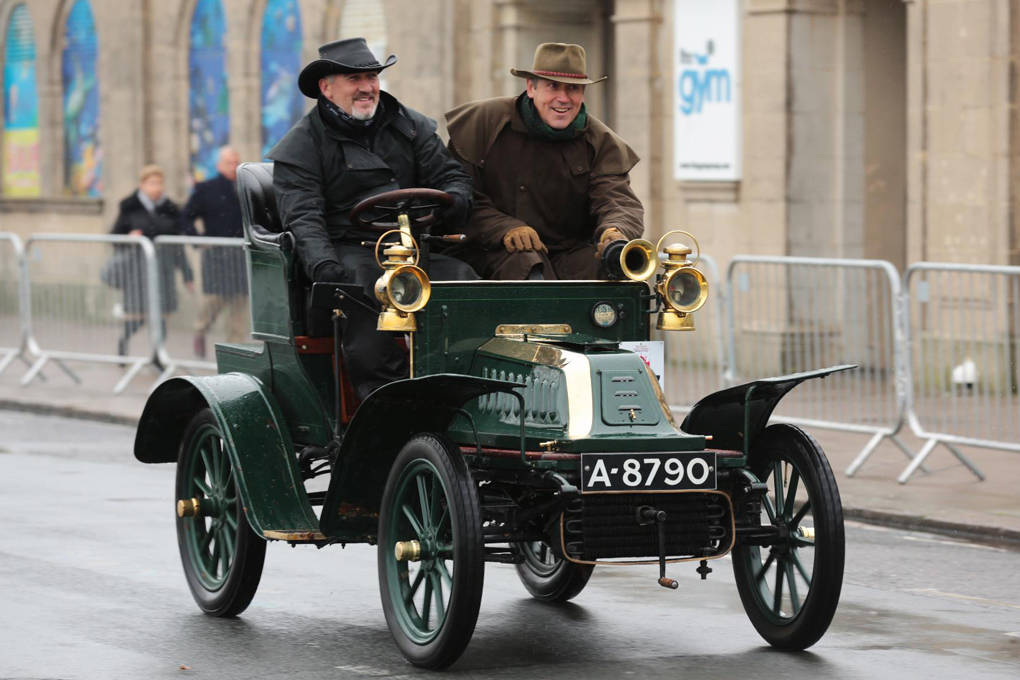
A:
109,164,193,356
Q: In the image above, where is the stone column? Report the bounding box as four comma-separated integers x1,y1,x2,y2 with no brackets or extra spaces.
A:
906,0,1012,265
611,0,662,235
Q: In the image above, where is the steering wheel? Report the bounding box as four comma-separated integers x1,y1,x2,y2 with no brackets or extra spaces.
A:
350,188,454,233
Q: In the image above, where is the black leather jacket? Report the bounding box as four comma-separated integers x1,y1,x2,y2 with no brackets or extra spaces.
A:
268,92,472,279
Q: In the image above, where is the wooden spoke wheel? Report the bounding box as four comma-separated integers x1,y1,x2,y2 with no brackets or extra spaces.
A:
378,434,484,669
732,424,845,649
176,408,265,617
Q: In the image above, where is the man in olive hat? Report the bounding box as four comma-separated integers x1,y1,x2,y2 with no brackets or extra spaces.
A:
445,42,644,280
268,37,476,399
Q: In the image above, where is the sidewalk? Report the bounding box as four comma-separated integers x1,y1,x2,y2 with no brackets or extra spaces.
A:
1,356,1018,548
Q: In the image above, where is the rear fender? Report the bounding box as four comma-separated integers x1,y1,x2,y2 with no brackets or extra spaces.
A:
134,374,318,536
319,374,520,538
680,365,856,456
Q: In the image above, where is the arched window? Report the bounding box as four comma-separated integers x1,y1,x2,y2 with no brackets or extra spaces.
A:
61,0,101,196
188,0,229,182
338,0,387,88
2,3,40,197
260,0,303,157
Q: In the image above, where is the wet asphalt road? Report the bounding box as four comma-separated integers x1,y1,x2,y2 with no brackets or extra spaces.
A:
0,410,1018,680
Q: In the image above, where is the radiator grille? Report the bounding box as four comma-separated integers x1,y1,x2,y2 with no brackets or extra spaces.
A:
564,492,732,561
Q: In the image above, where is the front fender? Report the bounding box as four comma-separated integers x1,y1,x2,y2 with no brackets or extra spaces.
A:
681,365,856,455
134,374,318,537
319,373,520,538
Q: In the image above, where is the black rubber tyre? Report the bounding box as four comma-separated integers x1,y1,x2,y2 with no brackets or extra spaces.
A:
378,433,485,669
176,408,266,617
732,424,844,650
512,540,594,602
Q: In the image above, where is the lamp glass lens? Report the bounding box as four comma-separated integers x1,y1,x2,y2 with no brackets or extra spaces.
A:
666,271,701,308
391,271,423,307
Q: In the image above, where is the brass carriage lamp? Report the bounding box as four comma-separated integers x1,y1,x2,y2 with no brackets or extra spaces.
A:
654,233,708,332
374,230,431,332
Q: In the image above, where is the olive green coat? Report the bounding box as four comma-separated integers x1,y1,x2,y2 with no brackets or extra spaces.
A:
445,96,644,279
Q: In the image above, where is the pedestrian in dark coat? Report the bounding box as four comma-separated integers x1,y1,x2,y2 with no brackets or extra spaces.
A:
109,164,194,356
268,37,477,400
182,146,249,355
445,43,644,280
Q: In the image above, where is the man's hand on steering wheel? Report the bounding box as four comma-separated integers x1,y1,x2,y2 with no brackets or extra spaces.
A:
440,192,471,232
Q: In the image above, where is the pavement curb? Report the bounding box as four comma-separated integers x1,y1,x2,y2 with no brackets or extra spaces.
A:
844,507,1020,550
0,398,139,427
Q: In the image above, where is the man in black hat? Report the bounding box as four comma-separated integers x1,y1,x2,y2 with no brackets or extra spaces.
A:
268,37,476,400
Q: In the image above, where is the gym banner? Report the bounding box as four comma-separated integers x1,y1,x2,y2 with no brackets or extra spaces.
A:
673,0,741,181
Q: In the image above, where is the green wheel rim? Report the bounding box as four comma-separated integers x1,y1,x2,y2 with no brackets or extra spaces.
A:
741,457,816,625
383,458,455,645
181,422,239,592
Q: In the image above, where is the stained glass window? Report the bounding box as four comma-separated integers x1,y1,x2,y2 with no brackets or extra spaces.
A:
2,3,40,196
260,0,304,158
61,0,101,197
188,0,229,182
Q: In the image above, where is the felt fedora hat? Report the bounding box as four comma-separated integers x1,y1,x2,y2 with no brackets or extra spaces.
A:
510,42,607,85
298,37,397,99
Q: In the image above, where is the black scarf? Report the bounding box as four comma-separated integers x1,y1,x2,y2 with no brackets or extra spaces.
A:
318,96,384,146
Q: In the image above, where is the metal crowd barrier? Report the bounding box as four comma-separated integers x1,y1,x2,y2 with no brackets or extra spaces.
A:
663,253,728,411
0,232,28,377
151,235,250,381
724,256,916,472
20,234,161,394
896,263,1020,483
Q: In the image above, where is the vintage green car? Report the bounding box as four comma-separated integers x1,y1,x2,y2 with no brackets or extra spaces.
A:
134,162,848,669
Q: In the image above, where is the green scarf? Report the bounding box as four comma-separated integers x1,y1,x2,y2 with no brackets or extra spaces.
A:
517,93,587,141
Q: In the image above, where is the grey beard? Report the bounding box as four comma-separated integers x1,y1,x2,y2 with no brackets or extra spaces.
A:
351,102,378,120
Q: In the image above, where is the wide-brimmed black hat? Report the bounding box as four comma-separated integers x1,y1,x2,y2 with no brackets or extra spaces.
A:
298,38,397,99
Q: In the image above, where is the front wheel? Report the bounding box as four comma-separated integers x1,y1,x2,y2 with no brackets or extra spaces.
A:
378,434,484,669
732,424,844,649
176,408,266,617
512,540,594,602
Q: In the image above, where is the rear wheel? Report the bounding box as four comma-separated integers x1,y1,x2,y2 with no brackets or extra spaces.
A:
176,408,265,617
378,434,484,669
512,540,594,602
732,424,844,649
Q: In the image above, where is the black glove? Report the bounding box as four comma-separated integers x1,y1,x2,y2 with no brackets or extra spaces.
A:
440,193,471,231
312,260,347,283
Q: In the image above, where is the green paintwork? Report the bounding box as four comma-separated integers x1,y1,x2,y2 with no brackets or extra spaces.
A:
135,373,318,537
319,374,522,540
179,418,240,588
681,365,857,454
248,244,295,342
412,281,651,376
443,337,704,453
382,457,454,644
216,341,334,446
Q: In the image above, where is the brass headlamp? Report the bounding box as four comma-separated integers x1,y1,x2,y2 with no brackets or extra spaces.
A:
374,226,431,332
653,231,708,331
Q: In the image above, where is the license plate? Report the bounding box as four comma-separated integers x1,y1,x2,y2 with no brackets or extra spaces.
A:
580,452,717,492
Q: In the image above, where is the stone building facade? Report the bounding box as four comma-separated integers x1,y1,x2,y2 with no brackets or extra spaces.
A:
1,0,1018,273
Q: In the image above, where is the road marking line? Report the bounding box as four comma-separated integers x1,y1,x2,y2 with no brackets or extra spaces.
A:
905,588,1020,610
1006,632,1020,638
